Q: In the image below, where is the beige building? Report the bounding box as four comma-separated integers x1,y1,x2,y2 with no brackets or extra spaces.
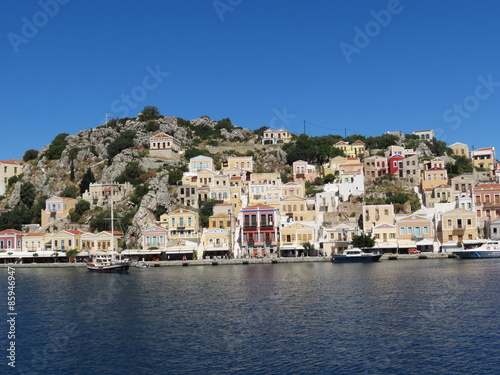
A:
41,196,78,227
471,147,496,173
22,233,49,252
280,196,314,222
262,128,293,144
322,156,349,176
449,142,469,157
81,182,134,207
225,156,253,172
279,222,316,257
80,231,124,253
203,228,231,258
450,174,474,200
363,204,395,232
364,156,388,179
372,223,397,246
438,208,478,243
189,155,214,173
281,182,305,198
0,160,22,196
421,159,448,190
250,172,281,186
149,133,181,158
320,223,358,255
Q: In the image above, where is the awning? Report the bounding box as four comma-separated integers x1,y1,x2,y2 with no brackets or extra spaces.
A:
416,239,433,246
279,245,304,250
397,240,417,248
165,247,194,254
204,247,230,252
376,242,398,248
122,250,162,255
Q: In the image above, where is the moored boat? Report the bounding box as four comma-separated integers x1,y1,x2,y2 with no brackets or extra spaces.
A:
87,253,130,272
332,248,382,263
453,240,500,259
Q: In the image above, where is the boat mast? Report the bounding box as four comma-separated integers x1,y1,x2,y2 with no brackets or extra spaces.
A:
110,195,115,259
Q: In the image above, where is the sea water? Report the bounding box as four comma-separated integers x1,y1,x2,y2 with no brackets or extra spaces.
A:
3,260,500,374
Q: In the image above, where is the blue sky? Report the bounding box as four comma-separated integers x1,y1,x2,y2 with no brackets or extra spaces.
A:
2,0,500,160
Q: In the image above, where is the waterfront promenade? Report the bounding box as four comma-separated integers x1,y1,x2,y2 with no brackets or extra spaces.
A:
0,253,455,268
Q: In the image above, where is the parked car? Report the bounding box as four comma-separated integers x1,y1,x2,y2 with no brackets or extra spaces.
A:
408,249,421,254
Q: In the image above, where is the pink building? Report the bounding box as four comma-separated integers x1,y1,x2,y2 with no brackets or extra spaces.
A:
0,229,24,250
292,160,317,182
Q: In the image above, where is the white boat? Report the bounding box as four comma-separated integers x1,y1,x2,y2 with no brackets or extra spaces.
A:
332,248,382,263
87,197,131,272
453,240,500,259
135,261,150,268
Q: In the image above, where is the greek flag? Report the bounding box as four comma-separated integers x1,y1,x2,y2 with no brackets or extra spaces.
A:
106,113,113,117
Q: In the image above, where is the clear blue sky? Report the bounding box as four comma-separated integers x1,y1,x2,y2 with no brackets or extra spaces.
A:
2,0,500,160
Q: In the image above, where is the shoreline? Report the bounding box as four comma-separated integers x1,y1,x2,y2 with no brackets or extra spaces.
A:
0,253,456,268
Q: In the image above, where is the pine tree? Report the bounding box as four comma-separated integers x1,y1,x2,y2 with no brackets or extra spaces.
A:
79,168,95,195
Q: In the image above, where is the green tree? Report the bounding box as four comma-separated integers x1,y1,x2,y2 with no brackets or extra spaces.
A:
107,130,136,159
66,249,79,263
199,199,222,227
351,233,376,249
115,162,146,186
138,106,161,122
23,149,39,162
60,185,78,199
168,168,184,185
79,168,96,194
20,182,36,208
45,133,69,160
145,120,160,132
184,148,210,161
302,242,317,256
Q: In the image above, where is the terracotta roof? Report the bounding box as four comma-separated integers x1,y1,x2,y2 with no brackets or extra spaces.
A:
0,229,23,234
0,160,20,165
24,233,45,237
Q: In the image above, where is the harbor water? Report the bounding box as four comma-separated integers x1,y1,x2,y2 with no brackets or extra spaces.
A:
3,259,500,374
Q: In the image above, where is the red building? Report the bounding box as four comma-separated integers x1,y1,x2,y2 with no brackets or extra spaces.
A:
388,155,404,176
241,204,278,257
0,229,24,251
473,183,500,224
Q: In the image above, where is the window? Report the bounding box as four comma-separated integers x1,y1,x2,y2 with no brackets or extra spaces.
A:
407,227,413,235
447,219,452,227
423,226,429,234
400,227,405,235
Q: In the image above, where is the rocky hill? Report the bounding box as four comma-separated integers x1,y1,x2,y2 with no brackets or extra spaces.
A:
0,112,288,247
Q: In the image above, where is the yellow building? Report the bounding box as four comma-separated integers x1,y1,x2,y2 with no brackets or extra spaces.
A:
51,230,85,252
162,209,200,238
421,167,448,190
439,208,478,243
470,147,496,172
279,222,315,257
203,228,231,258
280,196,314,222
449,142,469,158
0,160,22,196
225,156,253,172
333,141,365,157
41,196,78,227
209,212,234,230
81,231,124,252
372,223,397,247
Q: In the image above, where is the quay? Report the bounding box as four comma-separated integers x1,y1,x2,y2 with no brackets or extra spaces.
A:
0,253,456,268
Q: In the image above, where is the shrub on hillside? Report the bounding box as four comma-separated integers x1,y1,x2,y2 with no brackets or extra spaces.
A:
23,149,39,162
107,130,136,160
